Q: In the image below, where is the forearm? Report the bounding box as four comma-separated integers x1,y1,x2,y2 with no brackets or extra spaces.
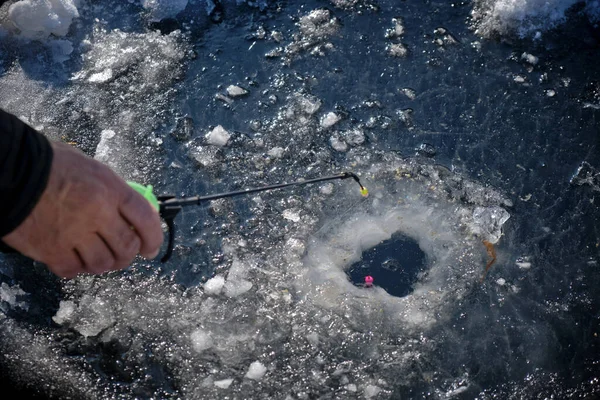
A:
0,108,54,239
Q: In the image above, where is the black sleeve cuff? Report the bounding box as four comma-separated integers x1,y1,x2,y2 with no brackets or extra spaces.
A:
0,109,54,239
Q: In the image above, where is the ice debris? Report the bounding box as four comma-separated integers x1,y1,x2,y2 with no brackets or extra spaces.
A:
320,112,341,128
570,162,600,192
203,275,225,295
385,17,405,39
364,384,381,398
191,329,214,352
469,206,511,243
214,378,234,389
5,0,79,40
0,282,28,311
245,361,267,380
226,85,249,97
206,125,231,147
521,52,539,65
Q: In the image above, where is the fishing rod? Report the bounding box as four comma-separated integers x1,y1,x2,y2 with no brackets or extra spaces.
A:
129,172,368,262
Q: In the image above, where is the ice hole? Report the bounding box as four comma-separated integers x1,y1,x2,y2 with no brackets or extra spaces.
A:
346,233,426,297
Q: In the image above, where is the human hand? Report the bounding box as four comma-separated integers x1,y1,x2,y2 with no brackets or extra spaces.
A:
2,141,164,278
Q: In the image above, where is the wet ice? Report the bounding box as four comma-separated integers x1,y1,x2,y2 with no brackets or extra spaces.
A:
0,0,598,399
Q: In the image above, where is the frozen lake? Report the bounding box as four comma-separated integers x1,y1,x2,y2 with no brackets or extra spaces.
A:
1,0,599,399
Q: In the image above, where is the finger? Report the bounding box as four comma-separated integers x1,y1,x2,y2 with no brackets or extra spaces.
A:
99,219,141,270
118,185,164,259
46,250,85,279
76,234,116,274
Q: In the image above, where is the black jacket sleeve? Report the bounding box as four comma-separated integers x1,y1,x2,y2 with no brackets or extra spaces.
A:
0,108,54,246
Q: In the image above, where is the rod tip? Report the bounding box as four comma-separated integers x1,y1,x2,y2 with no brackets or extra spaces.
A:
360,187,369,197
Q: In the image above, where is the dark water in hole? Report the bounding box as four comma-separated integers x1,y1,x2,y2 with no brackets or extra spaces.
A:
347,233,426,297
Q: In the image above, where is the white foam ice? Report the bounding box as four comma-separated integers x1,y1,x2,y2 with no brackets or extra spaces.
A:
203,275,225,295
4,0,79,40
52,300,76,325
471,0,600,38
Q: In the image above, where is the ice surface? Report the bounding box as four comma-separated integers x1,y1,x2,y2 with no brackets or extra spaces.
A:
1,1,596,398
142,0,188,22
571,162,600,191
94,129,120,166
244,361,267,380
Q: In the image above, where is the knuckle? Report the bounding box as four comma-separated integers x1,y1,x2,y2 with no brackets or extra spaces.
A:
120,230,141,255
90,254,116,274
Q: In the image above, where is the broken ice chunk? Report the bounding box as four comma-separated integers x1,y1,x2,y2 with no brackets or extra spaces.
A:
470,206,510,243
521,52,539,65
206,125,231,146
388,43,408,57
283,209,301,222
385,17,404,39
330,135,348,152
191,329,214,352
52,300,76,325
320,112,341,128
88,69,113,83
226,85,249,97
204,275,225,295
223,279,253,298
214,378,233,389
189,145,220,167
245,361,267,380
267,147,285,158
364,385,381,399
